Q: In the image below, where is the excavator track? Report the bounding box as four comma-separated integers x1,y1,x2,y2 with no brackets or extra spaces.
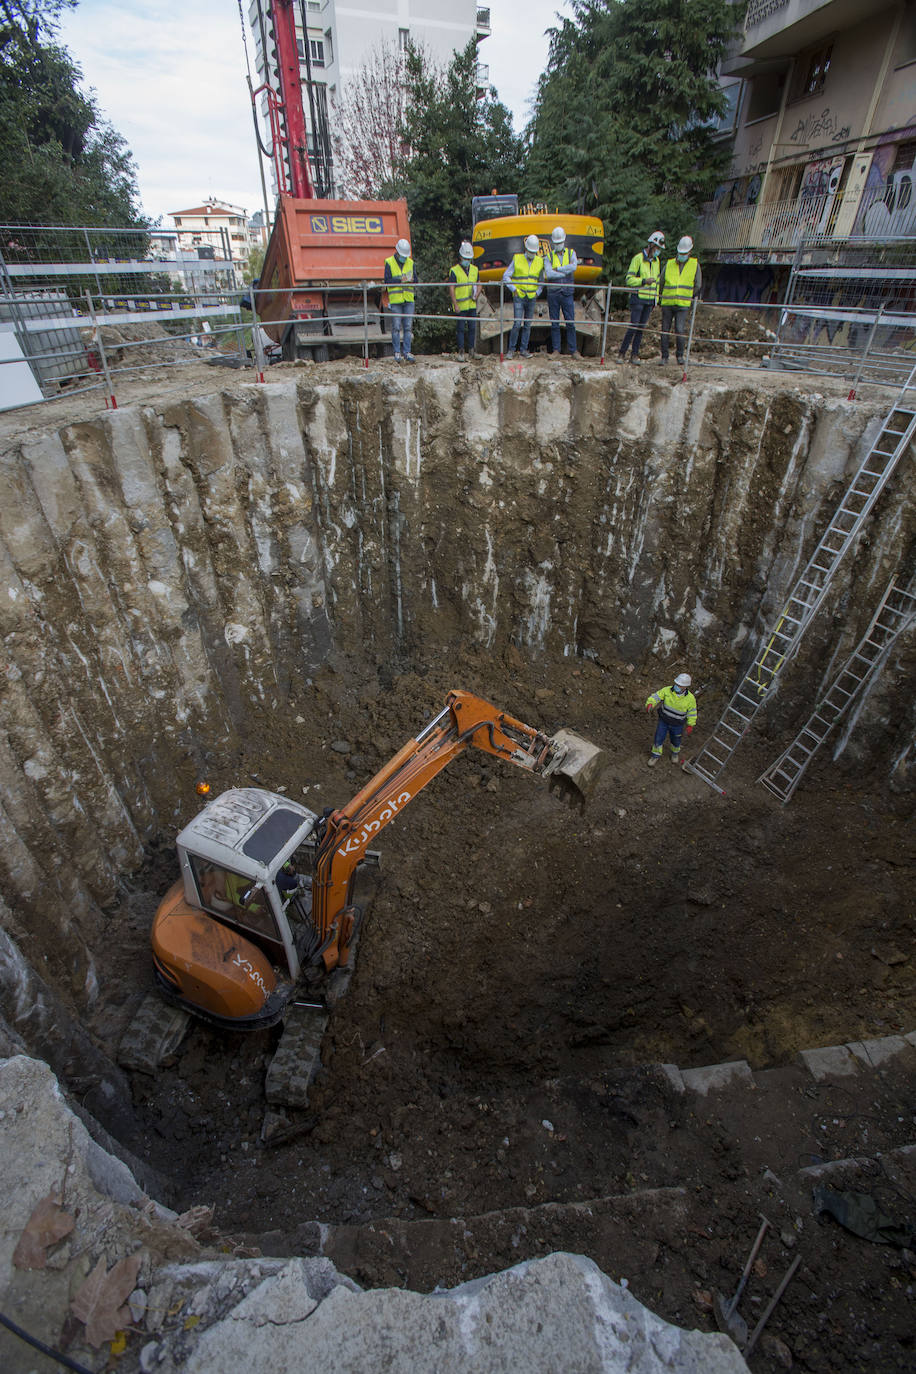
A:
117,993,191,1074
265,1004,329,1108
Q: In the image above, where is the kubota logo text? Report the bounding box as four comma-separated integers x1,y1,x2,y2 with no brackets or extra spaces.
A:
337,790,412,857
310,215,384,234
231,952,269,993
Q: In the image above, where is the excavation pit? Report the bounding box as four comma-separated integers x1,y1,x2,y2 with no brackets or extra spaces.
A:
0,361,914,1372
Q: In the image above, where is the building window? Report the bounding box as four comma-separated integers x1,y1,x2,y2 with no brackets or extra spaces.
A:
399,27,409,51
174,217,181,226
794,43,832,100
309,37,324,66
324,29,333,63
308,0,321,9
297,37,304,57
745,66,785,122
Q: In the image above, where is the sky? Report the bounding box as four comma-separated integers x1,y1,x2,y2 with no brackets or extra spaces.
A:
57,0,568,226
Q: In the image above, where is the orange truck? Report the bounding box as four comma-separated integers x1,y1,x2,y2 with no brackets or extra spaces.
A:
254,194,411,361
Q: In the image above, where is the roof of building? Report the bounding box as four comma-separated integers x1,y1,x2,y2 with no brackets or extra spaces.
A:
169,200,248,218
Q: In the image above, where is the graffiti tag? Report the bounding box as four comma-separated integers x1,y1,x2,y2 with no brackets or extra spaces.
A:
788,109,851,145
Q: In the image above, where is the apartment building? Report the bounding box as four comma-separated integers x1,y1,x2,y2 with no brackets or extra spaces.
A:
167,198,252,278
248,0,491,197
701,0,916,266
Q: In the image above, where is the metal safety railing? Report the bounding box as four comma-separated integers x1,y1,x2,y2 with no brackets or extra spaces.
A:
3,244,916,413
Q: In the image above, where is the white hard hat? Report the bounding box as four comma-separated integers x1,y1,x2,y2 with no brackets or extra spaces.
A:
674,673,692,688
551,226,566,245
459,241,473,261
524,234,540,253
396,238,411,257
677,235,694,255
648,231,665,248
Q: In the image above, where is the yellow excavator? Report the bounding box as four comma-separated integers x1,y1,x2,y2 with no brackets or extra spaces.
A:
470,195,607,352
119,690,604,1105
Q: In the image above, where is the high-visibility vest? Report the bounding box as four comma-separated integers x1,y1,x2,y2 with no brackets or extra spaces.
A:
451,262,479,311
549,247,573,287
386,256,414,304
511,252,543,299
625,252,660,303
645,685,698,728
661,256,698,309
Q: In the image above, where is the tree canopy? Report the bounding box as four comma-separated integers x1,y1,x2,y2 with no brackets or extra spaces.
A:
388,39,524,346
526,0,741,276
0,0,144,226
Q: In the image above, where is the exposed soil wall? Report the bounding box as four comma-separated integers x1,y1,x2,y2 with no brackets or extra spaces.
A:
0,365,912,1018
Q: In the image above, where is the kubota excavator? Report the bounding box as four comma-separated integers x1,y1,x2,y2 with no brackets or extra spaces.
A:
120,691,604,1104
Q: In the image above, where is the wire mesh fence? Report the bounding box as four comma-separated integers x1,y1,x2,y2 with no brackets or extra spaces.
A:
1,222,914,411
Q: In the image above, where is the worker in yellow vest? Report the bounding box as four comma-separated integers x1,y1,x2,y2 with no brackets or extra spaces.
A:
449,241,480,359
617,231,664,365
660,236,702,368
544,225,578,357
645,672,698,767
501,234,544,359
384,237,416,363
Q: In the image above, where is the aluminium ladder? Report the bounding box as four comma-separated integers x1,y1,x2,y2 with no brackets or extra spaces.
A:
758,574,916,803
685,363,916,794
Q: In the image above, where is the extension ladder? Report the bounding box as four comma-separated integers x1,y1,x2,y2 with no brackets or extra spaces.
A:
758,574,916,803
685,363,916,793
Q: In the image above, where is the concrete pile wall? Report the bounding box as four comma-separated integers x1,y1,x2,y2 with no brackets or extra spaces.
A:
0,371,912,1013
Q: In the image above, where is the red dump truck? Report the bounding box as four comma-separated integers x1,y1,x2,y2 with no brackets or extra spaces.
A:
246,0,410,361
254,196,411,361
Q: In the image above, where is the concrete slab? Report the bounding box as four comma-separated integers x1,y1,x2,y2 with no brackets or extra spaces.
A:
680,1060,753,1094
797,1044,859,1080
846,1035,912,1069
652,1062,686,1094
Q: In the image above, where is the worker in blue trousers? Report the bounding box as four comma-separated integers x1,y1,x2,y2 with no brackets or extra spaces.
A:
645,673,697,766
544,225,578,357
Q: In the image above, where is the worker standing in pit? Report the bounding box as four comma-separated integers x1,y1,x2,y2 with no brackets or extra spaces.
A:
645,673,697,767
502,233,544,358
544,225,578,358
385,238,416,363
617,231,664,365
660,236,702,368
449,241,480,359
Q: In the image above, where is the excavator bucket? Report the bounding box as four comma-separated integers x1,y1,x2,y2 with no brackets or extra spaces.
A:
546,729,606,810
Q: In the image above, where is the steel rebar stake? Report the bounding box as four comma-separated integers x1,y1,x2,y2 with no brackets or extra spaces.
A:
84,290,117,408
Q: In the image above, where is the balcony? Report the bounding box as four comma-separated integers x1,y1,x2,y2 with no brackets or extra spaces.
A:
739,0,852,63
697,180,916,261
476,62,489,89
476,7,491,33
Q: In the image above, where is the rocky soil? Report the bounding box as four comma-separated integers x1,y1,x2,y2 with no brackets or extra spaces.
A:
87,645,916,1374
0,354,913,1373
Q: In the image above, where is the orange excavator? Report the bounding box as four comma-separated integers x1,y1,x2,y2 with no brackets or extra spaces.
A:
121,691,604,1102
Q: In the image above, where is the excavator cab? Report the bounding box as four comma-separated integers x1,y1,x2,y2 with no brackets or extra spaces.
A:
151,789,319,1028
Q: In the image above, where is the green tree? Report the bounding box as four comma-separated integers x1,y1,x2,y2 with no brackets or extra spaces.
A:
388,39,524,350
0,0,144,229
526,0,742,278
244,244,266,285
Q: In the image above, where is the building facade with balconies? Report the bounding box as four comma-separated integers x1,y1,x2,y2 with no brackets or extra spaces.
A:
701,0,916,273
249,0,490,199
167,199,252,281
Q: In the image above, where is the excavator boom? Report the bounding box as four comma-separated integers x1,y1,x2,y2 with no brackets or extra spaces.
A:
312,690,604,969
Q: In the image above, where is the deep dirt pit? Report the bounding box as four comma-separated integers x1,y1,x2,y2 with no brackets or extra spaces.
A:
90,647,915,1374
1,361,914,1372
